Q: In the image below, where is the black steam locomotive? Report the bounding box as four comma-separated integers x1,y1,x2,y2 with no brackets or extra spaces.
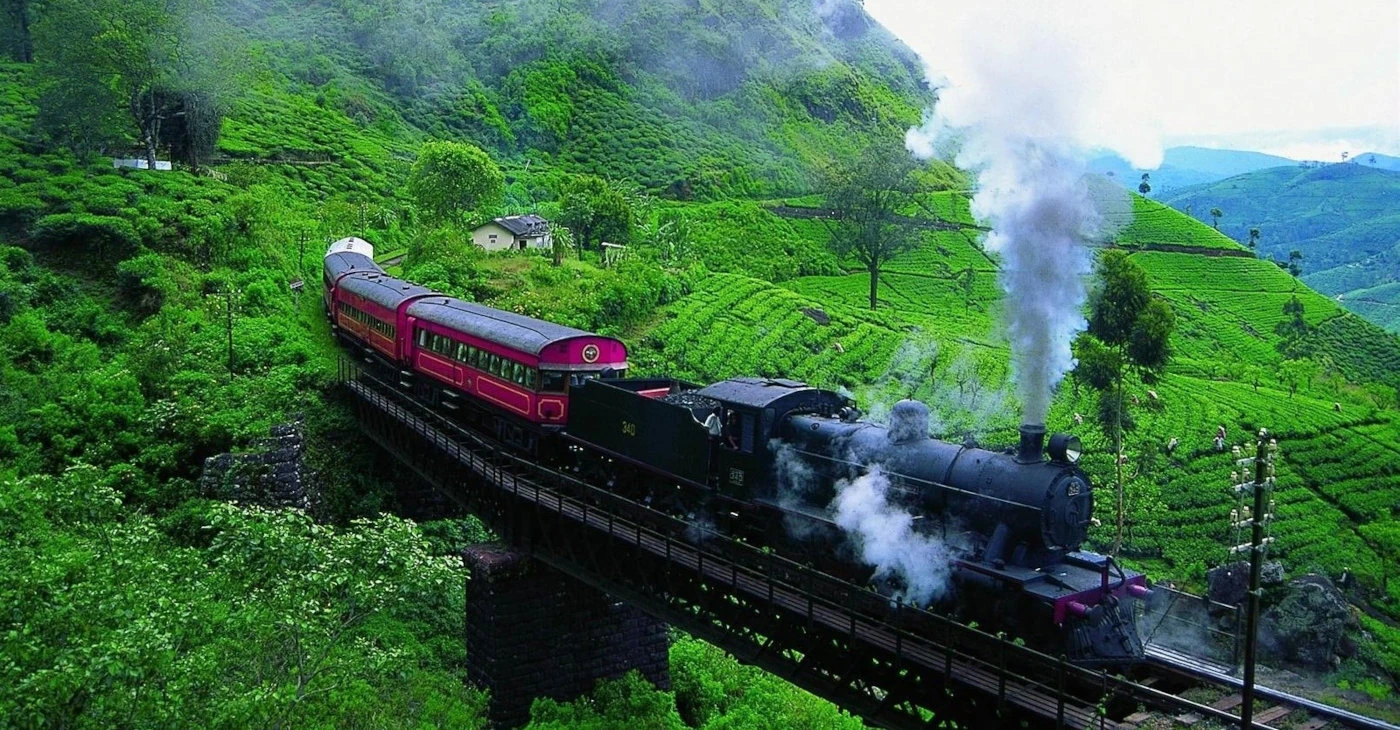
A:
568,376,1148,665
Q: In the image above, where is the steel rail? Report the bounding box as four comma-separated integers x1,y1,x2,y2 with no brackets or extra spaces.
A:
1147,646,1400,730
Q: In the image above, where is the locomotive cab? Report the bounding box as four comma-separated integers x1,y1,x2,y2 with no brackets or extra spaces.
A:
692,378,853,500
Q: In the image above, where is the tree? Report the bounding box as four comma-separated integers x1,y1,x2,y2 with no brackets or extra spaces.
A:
1138,173,1151,196
1248,227,1260,251
1287,249,1303,276
407,141,504,228
547,221,572,267
557,175,633,260
1274,295,1310,359
1209,207,1223,230
32,0,240,167
822,142,923,310
1072,250,1175,555
2,0,33,62
1277,358,1319,397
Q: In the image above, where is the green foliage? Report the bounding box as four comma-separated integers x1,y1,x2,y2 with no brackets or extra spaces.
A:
402,226,485,299
632,272,904,391
32,0,243,163
0,471,484,728
558,174,634,256
822,140,925,309
29,213,140,262
663,200,840,282
1164,164,1400,321
526,671,684,730
407,140,505,227
670,637,864,729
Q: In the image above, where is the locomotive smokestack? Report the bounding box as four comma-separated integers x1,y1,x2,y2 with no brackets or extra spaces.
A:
1017,423,1046,463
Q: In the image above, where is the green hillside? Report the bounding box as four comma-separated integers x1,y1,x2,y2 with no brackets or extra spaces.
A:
3,0,1400,724
1161,163,1400,331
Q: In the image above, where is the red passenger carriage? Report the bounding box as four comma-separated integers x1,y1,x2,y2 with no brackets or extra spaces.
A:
323,237,629,451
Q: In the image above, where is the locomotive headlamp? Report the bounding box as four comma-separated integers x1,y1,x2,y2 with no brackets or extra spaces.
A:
1048,433,1083,463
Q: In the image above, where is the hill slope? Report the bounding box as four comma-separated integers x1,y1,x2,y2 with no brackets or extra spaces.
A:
209,0,931,198
1160,163,1400,329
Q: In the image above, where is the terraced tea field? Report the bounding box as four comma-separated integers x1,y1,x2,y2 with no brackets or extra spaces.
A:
1101,194,1247,250
634,272,907,391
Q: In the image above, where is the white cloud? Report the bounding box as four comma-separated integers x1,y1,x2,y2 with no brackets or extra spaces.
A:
865,0,1400,159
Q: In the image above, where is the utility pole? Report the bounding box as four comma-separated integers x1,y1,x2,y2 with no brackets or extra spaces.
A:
226,287,236,382
1228,430,1278,729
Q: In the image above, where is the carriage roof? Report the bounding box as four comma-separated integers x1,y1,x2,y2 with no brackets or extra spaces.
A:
407,297,624,358
338,273,434,311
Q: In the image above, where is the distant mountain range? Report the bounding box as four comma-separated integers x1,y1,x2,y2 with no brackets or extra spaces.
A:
1353,152,1400,172
1089,146,1299,195
1089,145,1400,195
1159,163,1400,331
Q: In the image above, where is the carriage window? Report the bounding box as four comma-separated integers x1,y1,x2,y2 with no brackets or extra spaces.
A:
526,369,537,389
489,354,501,375
417,329,428,347
455,343,468,362
541,370,566,392
568,372,599,388
512,363,525,385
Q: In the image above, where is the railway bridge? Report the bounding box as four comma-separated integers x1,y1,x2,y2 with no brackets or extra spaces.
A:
338,360,1337,730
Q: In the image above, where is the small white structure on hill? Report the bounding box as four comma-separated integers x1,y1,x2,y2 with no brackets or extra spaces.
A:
113,158,172,171
472,215,552,252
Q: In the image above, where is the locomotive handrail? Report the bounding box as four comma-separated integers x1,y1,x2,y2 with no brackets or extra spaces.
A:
342,361,1267,729
789,446,1046,511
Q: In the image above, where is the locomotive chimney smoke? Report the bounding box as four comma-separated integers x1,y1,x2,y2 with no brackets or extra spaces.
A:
902,8,1139,426
1016,423,1046,463
887,400,930,444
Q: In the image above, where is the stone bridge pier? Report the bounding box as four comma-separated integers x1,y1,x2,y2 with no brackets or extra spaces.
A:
463,544,670,728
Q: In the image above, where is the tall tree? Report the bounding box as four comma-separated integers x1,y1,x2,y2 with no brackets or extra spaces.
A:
1,0,33,62
1287,249,1303,276
822,142,923,310
1209,207,1223,230
33,0,239,166
406,140,504,228
1248,227,1260,251
1072,250,1175,555
558,174,634,260
1138,172,1151,196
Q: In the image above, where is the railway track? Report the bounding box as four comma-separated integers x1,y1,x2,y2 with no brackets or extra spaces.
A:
342,366,1399,730
1139,645,1400,730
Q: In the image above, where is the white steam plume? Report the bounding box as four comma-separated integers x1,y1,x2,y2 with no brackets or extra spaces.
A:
904,14,1112,425
831,467,955,606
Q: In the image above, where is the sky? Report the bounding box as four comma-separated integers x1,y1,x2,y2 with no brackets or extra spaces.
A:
863,0,1400,165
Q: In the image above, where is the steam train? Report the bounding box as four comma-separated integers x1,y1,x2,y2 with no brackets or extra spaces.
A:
325,237,1148,665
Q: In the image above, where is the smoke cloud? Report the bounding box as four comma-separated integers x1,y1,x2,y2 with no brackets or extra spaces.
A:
903,13,1113,426
830,466,956,606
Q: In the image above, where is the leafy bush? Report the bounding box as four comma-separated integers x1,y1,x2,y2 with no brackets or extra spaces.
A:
29,212,140,262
